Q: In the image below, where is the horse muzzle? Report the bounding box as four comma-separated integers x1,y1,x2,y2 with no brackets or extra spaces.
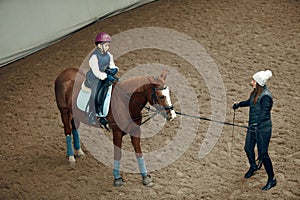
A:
167,109,176,121
159,105,176,121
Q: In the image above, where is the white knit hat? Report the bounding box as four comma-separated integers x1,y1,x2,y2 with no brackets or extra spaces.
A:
253,70,272,86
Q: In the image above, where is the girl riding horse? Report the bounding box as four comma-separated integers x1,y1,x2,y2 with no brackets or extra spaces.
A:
55,68,176,187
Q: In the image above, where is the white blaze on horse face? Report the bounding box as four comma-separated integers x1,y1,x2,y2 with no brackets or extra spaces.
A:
161,87,172,106
161,87,176,121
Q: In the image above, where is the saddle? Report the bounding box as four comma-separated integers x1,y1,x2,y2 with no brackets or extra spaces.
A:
77,80,112,118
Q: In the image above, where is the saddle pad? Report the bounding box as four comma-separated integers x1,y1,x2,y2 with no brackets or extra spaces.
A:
77,84,112,117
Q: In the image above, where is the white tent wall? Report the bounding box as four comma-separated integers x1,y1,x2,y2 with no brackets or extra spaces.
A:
0,0,156,67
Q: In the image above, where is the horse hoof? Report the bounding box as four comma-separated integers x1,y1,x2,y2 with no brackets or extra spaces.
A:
142,175,153,187
68,156,76,164
76,149,85,157
113,177,124,187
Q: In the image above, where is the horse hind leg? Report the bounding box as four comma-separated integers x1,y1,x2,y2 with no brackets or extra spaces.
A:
59,108,76,163
71,119,85,158
66,136,76,163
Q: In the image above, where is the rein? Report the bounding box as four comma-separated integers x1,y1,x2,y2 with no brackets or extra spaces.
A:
106,80,247,129
174,109,248,157
174,111,248,129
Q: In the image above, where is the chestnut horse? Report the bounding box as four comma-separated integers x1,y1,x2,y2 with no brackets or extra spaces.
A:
54,68,176,186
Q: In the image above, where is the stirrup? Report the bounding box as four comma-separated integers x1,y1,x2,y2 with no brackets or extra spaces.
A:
98,117,110,131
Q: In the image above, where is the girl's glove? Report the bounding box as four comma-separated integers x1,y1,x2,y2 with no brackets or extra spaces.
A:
107,74,119,82
106,68,118,76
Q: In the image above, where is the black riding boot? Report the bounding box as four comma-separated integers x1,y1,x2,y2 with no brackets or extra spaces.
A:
87,99,97,125
261,156,276,190
262,178,277,191
245,152,258,178
98,117,109,131
87,93,97,125
95,81,109,130
96,81,109,115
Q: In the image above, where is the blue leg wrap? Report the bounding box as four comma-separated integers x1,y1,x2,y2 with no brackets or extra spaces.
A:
72,129,80,150
66,135,74,156
137,157,147,177
113,160,121,179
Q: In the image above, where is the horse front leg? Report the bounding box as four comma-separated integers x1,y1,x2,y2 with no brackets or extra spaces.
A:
130,131,153,187
112,130,124,187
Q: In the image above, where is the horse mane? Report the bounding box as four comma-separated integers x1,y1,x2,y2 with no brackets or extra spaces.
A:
116,75,154,94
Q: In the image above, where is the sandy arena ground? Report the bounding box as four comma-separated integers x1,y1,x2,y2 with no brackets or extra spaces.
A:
1,0,299,199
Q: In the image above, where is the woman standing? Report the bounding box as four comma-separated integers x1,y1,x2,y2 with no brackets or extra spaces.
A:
232,70,276,191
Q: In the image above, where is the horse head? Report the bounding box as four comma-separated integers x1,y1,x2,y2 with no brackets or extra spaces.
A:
148,69,176,121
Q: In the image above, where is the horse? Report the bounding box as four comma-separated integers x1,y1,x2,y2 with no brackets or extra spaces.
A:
54,68,176,186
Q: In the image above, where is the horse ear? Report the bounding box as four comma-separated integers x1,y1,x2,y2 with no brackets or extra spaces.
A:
148,76,162,85
148,69,168,85
160,69,169,81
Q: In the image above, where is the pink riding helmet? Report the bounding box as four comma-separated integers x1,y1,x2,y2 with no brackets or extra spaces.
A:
95,32,112,44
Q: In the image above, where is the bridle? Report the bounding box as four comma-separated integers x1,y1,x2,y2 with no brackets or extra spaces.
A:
151,86,174,113
110,83,174,126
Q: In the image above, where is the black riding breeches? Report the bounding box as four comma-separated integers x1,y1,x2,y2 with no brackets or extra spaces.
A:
256,125,274,179
244,128,257,169
244,125,274,178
